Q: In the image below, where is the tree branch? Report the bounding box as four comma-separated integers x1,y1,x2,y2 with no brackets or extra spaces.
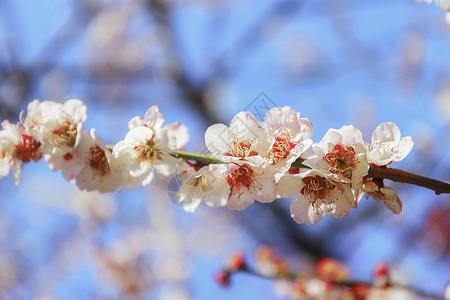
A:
169,151,450,195
368,165,450,195
234,266,445,300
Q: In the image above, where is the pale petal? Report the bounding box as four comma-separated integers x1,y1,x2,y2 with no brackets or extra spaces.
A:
380,187,402,214
265,106,296,131
124,126,155,146
204,123,231,155
165,122,189,149
227,190,254,211
128,116,145,130
320,128,343,145
391,136,413,162
339,125,364,145
143,105,165,130
62,99,87,123
372,122,401,145
276,174,303,198
328,184,353,218
253,177,277,203
290,194,325,225
229,111,267,141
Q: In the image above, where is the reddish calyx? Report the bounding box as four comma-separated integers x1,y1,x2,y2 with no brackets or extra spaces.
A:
13,135,42,163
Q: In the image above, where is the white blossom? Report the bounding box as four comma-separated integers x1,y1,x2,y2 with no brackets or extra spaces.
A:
174,161,228,212
204,111,277,210
362,180,402,214
204,111,272,165
112,126,179,189
264,106,314,180
22,99,87,156
0,120,42,184
368,122,413,166
277,169,354,225
72,129,120,193
305,125,368,190
128,105,189,150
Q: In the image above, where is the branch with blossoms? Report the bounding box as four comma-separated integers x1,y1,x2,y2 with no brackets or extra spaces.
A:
1,99,449,224
213,246,448,300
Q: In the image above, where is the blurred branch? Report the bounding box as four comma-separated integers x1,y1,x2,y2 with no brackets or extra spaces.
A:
368,165,450,195
234,266,445,300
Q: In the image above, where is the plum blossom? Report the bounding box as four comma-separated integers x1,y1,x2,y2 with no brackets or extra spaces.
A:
305,125,368,190
128,105,189,150
264,106,314,179
205,111,272,165
21,99,87,156
0,120,42,184
204,111,277,210
44,152,82,183
362,180,402,214
224,162,277,210
174,161,228,212
277,169,354,225
72,129,120,193
112,126,179,189
367,122,413,166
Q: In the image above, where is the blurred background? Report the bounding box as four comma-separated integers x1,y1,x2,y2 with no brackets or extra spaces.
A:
0,0,450,299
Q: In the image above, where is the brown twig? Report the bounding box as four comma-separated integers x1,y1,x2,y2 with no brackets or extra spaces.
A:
368,165,450,195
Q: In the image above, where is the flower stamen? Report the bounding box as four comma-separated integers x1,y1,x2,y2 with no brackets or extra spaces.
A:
88,146,110,176
51,121,78,147
323,144,359,179
301,175,337,213
226,138,258,158
268,128,297,164
134,139,165,164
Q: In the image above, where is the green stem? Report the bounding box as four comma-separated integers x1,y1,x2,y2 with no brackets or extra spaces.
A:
170,150,311,169
170,150,226,165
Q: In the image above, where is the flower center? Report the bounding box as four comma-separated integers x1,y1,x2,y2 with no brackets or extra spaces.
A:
134,139,165,164
88,146,111,176
51,121,78,147
12,135,42,164
323,144,358,179
226,138,258,158
268,129,297,164
189,174,210,199
226,164,256,196
301,175,337,211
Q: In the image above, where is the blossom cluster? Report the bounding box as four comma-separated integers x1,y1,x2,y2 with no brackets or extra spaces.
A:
0,99,413,225
213,245,417,300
